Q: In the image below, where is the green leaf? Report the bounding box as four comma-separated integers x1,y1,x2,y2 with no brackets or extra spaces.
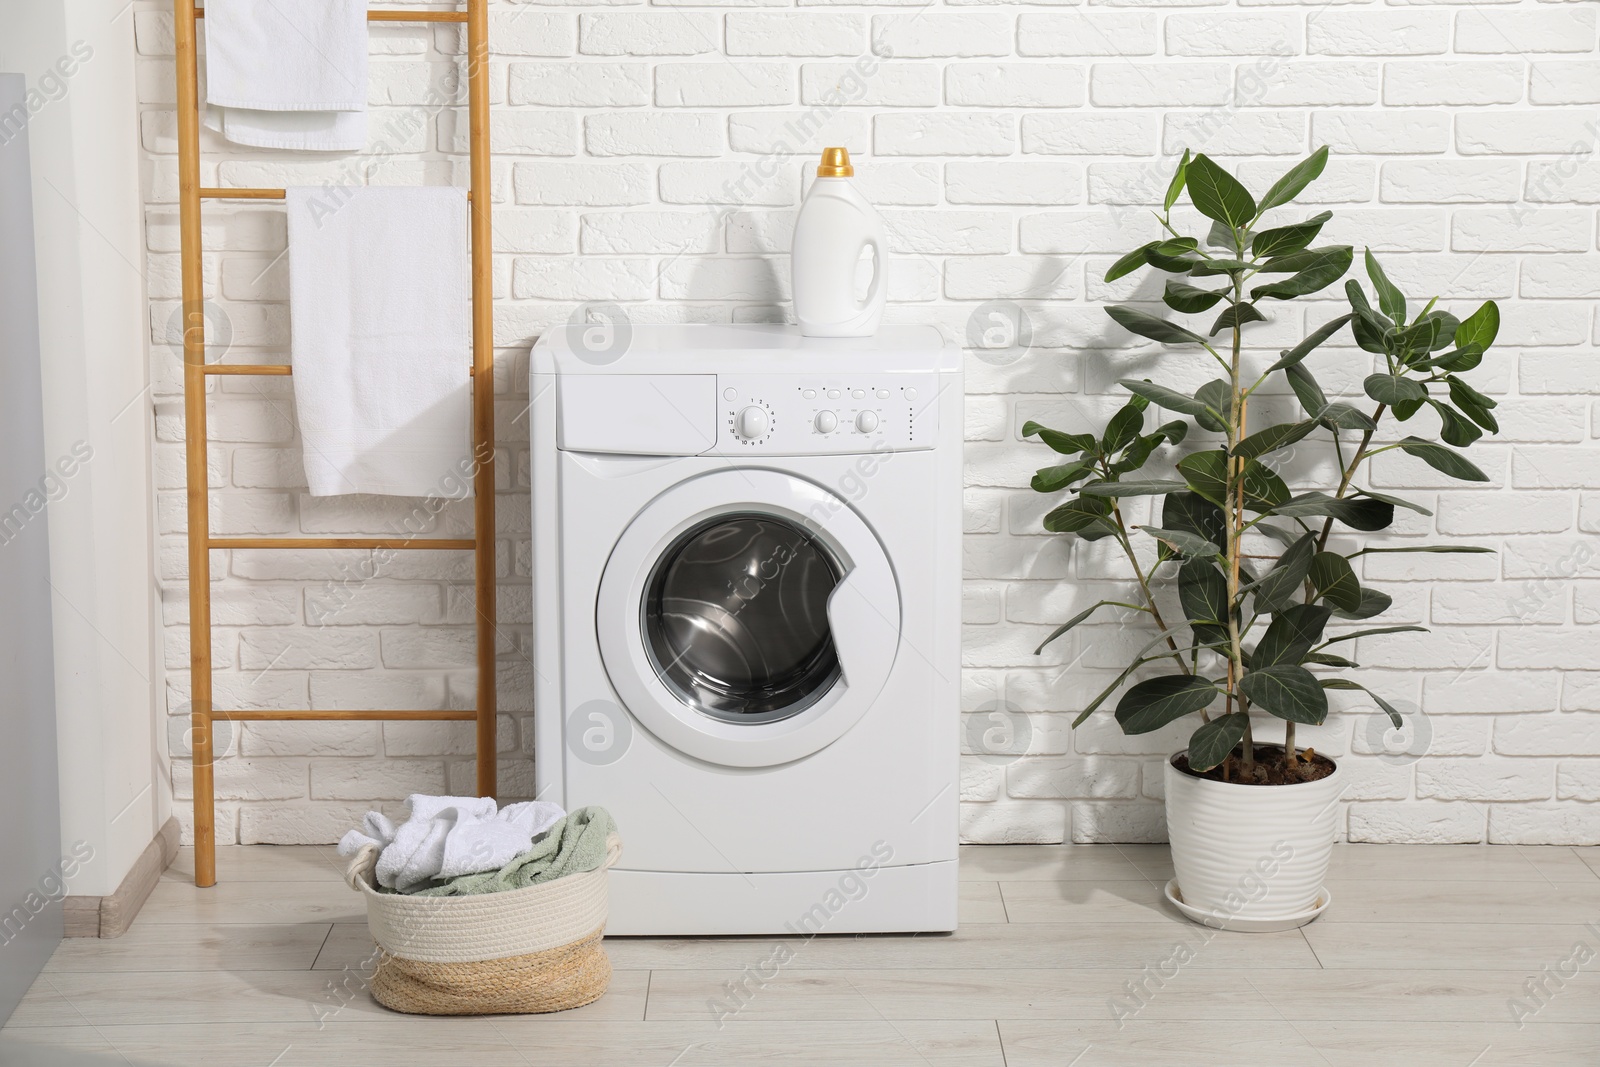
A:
1177,450,1229,507
1355,489,1432,516
1189,258,1252,278
1432,401,1484,448
1079,479,1189,498
1392,316,1444,366
1070,633,1192,728
1239,664,1329,725
1241,461,1292,512
1116,675,1221,734
1257,146,1329,214
1209,303,1268,337
1267,313,1353,372
1252,246,1354,301
1321,402,1377,432
1308,551,1363,612
1023,422,1097,455
1319,624,1425,646
1163,279,1226,315
1031,459,1095,493
1424,310,1459,351
1364,373,1427,406
1364,248,1406,325
1186,713,1250,773
1428,343,1485,374
1185,154,1257,231
1396,436,1490,482
1329,587,1393,621
1145,238,1201,273
1043,495,1118,538
1105,305,1209,347
1193,380,1232,432
1102,400,1147,453
1455,300,1500,352
1251,211,1333,259
1246,533,1317,614
1320,679,1404,729
1270,491,1395,531
1353,545,1493,555
1163,492,1227,550
1303,651,1358,668
1164,149,1191,212
1140,526,1220,558
1180,558,1231,648
1233,419,1317,461
1284,363,1328,417
1253,603,1334,668
1034,600,1130,655
1105,241,1161,283
1153,420,1189,447
1118,380,1222,428
1447,376,1500,433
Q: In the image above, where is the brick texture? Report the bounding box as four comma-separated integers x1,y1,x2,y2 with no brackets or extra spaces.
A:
132,0,1599,846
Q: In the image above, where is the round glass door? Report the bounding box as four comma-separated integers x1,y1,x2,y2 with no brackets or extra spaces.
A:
643,513,842,723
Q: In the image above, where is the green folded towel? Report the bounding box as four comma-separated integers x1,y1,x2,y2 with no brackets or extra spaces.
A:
392,807,617,897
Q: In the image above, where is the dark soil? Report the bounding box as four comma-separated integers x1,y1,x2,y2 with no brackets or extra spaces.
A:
1175,744,1336,786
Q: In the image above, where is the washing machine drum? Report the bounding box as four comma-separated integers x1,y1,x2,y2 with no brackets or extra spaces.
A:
596,469,902,768
645,515,842,723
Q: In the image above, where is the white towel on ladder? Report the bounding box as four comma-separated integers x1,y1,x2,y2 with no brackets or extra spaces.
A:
202,0,369,152
286,186,474,499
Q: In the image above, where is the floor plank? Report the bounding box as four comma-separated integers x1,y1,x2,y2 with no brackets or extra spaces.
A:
137,879,364,925
164,845,345,884
604,921,1322,971
1304,921,1600,971
997,879,1175,923
43,922,330,973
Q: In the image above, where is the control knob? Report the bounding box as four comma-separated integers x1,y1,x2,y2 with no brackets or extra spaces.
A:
855,410,879,434
813,410,839,434
735,405,770,440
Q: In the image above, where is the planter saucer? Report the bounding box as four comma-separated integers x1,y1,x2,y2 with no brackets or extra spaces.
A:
1164,879,1332,933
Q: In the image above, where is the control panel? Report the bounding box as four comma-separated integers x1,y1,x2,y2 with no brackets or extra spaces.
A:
716,373,938,455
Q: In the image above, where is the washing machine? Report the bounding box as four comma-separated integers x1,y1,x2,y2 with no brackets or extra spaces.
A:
529,323,961,935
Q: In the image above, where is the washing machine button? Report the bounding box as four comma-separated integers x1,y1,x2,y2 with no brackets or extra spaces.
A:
802,388,817,399
826,388,841,399
855,410,879,434
736,405,770,440
904,387,918,401
723,387,738,401
876,388,890,399
814,410,839,434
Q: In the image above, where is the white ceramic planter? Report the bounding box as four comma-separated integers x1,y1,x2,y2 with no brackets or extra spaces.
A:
1163,750,1342,932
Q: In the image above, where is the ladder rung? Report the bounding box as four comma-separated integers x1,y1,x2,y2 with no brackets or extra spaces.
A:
198,365,477,378
215,710,478,722
203,364,291,376
199,188,473,201
194,9,468,23
211,537,475,550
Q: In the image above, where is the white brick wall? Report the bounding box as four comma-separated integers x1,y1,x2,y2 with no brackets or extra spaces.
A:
132,0,1600,847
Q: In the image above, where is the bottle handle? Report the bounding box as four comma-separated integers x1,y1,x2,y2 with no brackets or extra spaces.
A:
857,233,886,314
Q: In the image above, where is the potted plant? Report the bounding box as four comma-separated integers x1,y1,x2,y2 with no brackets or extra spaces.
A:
1024,147,1501,929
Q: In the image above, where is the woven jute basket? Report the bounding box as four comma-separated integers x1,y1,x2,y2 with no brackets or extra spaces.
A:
343,833,622,1016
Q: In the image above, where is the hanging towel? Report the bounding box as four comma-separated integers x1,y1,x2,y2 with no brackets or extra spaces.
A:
286,185,473,498
396,807,619,897
337,795,569,893
202,0,369,152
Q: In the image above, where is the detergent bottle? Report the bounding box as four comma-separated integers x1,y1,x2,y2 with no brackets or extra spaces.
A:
791,148,887,338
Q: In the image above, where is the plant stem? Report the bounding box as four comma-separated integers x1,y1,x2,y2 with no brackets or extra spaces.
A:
1316,402,1388,551
1285,721,1296,764
1107,496,1195,681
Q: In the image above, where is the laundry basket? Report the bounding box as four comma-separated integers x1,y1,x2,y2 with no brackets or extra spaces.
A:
343,833,622,1015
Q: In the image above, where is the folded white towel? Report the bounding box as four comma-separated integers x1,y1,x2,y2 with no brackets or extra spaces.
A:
286,186,473,498
338,794,568,893
202,0,369,152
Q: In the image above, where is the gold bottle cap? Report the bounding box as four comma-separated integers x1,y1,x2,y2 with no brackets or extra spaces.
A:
817,147,853,178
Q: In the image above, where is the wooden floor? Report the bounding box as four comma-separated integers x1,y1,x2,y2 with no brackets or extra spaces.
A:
4,843,1599,1065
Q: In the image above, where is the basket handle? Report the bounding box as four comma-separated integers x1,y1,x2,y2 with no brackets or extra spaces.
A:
603,832,623,871
343,843,381,893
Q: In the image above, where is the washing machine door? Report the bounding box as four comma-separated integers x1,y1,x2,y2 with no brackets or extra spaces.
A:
596,469,901,768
